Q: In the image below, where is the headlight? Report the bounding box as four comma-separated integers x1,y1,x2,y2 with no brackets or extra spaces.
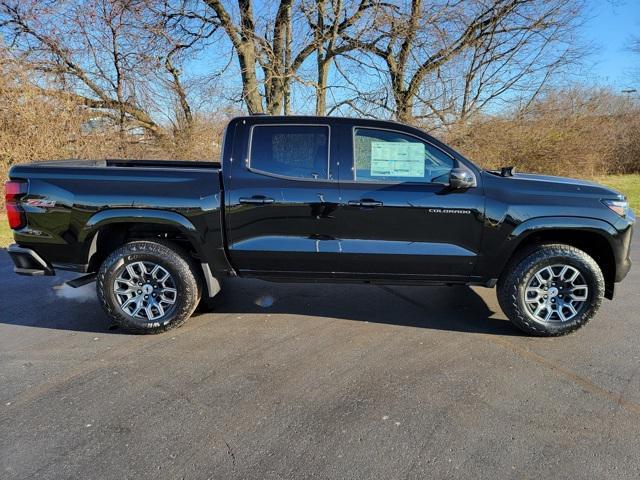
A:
602,199,628,217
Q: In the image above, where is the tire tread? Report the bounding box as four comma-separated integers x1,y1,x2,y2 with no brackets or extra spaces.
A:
497,243,605,336
96,240,201,334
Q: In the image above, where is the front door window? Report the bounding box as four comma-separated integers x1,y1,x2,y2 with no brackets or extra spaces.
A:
353,128,453,184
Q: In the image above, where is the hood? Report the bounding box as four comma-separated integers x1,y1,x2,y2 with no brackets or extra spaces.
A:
484,170,625,199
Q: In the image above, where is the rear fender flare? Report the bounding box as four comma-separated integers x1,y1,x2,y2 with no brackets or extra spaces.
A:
80,208,207,268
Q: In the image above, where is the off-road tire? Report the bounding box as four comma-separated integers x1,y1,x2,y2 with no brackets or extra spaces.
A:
497,244,605,336
97,240,201,334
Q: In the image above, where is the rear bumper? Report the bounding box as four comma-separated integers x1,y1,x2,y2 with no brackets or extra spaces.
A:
8,244,55,276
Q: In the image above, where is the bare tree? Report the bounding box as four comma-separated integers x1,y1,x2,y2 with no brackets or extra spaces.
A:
143,0,220,138
1,1,158,141
0,0,219,151
197,0,287,114
197,0,380,115
345,0,584,124
299,0,378,115
0,0,586,129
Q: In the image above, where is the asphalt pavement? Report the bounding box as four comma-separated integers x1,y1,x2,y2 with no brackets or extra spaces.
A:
1,237,639,479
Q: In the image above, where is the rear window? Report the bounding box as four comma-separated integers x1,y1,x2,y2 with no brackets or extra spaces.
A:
249,125,329,180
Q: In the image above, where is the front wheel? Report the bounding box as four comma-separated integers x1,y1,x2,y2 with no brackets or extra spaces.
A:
97,240,201,334
497,244,605,336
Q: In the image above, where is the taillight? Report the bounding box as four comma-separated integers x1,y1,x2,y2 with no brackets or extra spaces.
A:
4,180,27,230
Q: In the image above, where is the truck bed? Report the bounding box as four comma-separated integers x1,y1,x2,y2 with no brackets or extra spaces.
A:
8,157,226,275
18,159,221,170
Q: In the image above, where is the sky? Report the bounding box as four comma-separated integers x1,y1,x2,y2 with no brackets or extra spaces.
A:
583,0,639,90
192,0,640,112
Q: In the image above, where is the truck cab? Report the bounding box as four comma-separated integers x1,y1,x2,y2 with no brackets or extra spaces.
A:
222,116,484,282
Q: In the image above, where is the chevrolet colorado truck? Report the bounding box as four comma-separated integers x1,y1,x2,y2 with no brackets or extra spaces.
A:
4,116,635,336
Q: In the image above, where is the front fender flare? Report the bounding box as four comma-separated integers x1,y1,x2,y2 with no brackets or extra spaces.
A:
508,216,618,242
482,216,619,281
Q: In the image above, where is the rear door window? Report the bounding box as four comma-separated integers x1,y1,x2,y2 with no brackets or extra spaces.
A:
250,125,329,180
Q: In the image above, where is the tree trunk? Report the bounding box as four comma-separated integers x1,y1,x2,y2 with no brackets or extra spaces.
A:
316,58,330,116
237,44,264,114
283,2,292,115
395,91,413,123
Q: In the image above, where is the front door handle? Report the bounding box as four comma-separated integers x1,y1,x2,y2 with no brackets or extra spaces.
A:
239,196,275,205
348,199,383,208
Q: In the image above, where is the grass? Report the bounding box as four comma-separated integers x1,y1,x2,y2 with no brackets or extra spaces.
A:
0,174,637,249
596,174,640,211
0,220,12,248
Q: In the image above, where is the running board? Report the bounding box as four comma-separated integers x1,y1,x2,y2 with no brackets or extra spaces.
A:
66,273,97,288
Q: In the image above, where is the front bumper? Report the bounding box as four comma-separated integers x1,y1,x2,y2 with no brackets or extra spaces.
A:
614,213,634,283
8,244,55,276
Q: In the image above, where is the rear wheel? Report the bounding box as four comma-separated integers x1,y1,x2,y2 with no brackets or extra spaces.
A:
497,244,605,336
97,240,201,334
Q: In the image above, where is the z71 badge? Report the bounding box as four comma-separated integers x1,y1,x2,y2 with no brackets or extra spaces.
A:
25,198,57,208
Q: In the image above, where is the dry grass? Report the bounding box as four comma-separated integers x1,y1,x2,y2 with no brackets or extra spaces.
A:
0,55,229,188
0,221,12,247
2,62,638,186
446,89,640,177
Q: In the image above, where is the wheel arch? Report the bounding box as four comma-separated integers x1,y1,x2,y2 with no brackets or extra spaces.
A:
500,217,617,299
80,209,206,273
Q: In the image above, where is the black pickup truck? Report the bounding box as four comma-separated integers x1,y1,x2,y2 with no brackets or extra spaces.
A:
5,115,635,336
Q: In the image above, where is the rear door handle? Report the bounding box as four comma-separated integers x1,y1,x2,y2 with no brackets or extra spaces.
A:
239,196,275,205
348,199,383,208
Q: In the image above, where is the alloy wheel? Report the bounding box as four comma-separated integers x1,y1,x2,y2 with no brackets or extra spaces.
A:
523,264,589,323
113,261,177,321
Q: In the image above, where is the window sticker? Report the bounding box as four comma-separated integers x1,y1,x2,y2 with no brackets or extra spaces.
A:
370,142,425,177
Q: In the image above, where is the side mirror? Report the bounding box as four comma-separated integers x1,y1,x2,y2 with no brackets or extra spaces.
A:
449,168,476,190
